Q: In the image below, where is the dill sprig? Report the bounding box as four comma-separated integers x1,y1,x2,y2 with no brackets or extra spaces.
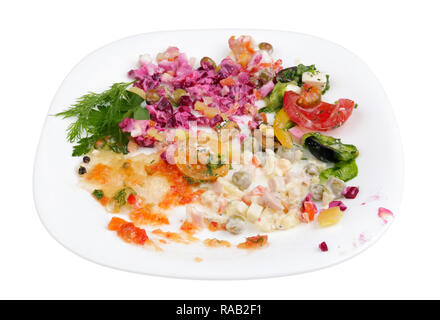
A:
56,82,148,156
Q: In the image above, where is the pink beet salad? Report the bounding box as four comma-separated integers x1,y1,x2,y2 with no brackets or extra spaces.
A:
119,36,282,147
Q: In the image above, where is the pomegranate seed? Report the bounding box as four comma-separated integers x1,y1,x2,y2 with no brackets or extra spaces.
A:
343,186,359,199
319,242,328,252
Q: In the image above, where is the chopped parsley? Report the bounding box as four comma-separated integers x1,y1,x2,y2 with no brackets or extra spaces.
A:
276,64,317,84
215,120,230,131
112,187,136,207
321,74,331,95
92,189,104,200
206,154,226,175
113,189,128,207
183,176,203,185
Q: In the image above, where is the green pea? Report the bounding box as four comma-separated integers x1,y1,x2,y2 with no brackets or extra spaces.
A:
259,69,273,84
200,57,217,70
226,215,245,235
170,89,188,105
145,89,161,103
249,77,260,87
232,171,252,191
258,42,273,54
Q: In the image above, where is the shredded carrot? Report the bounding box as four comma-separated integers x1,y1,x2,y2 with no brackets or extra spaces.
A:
255,90,263,100
207,221,226,232
180,221,200,235
99,197,110,206
108,217,128,231
237,234,268,250
220,77,236,86
129,206,169,226
152,229,187,243
107,217,149,245
144,160,204,210
86,163,111,184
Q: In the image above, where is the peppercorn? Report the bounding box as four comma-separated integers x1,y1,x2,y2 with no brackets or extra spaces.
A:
83,156,90,163
78,166,87,175
258,42,273,54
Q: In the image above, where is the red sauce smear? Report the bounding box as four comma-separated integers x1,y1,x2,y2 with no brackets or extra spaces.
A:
129,205,170,226
204,238,231,248
152,229,186,243
108,217,148,246
180,221,200,235
206,220,227,232
145,160,205,209
86,163,111,184
237,234,268,250
152,228,198,244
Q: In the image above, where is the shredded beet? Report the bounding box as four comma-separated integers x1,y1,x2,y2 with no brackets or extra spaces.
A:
329,200,347,211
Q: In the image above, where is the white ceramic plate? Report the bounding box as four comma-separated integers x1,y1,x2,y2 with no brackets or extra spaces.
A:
34,29,403,279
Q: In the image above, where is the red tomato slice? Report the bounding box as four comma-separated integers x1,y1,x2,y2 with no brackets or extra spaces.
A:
283,91,355,131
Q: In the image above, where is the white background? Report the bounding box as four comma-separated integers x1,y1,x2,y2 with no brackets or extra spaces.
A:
1,0,439,299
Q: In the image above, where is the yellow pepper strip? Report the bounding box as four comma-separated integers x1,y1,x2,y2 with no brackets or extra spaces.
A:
274,109,294,148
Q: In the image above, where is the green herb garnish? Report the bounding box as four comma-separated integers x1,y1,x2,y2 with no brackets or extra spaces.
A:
259,81,296,113
112,187,136,207
205,154,226,175
321,74,330,95
92,189,104,200
113,189,128,207
133,105,150,120
183,176,203,185
56,82,147,156
273,64,330,98
276,64,317,84
320,159,358,182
